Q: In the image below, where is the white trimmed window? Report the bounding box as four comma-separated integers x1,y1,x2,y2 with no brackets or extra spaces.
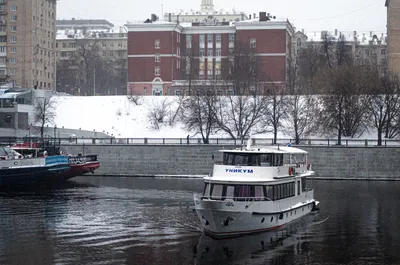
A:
229,33,235,42
10,47,16,53
10,36,16,43
155,54,160,62
10,25,17,32
9,68,16,75
10,4,17,11
207,49,213,57
155,39,160,49
250,38,256,48
216,34,221,43
9,58,16,64
216,49,221,57
155,66,161,76
10,15,17,21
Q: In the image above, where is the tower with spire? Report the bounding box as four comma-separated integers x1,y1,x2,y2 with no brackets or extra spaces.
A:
200,0,214,12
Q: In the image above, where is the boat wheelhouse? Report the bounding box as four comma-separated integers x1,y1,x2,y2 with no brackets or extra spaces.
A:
193,142,319,238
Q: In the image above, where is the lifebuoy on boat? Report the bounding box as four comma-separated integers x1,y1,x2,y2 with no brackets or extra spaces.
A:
289,167,293,175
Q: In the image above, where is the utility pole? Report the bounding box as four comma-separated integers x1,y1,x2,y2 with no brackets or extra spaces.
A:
93,59,96,96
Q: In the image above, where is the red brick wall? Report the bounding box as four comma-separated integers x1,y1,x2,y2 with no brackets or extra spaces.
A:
236,29,287,54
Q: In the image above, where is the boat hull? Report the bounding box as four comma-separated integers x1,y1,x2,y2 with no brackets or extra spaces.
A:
63,161,100,180
0,155,70,187
194,194,316,238
0,164,70,187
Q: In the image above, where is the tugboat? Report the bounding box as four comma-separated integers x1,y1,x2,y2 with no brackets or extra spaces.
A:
0,146,70,187
193,139,319,238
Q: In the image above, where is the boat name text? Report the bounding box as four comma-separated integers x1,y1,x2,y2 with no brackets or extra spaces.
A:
225,169,254,174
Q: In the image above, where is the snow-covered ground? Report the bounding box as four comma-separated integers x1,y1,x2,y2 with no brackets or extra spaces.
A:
53,95,381,140
53,96,290,139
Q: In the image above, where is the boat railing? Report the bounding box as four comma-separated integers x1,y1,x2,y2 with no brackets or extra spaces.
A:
201,196,272,202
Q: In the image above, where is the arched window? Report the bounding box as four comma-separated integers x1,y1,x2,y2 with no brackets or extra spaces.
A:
297,38,302,49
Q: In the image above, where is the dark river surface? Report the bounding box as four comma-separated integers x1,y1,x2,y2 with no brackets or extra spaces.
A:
0,177,400,265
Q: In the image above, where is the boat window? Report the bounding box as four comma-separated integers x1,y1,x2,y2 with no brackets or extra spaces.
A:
272,154,284,166
261,154,272,166
211,184,223,200
254,186,264,201
265,186,273,200
235,185,251,200
203,183,211,197
301,177,307,192
297,181,301,195
225,185,235,199
223,153,261,166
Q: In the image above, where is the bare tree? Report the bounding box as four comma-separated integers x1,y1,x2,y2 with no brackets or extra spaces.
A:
34,97,57,142
212,42,269,141
181,89,219,144
284,60,317,144
297,42,322,94
264,84,286,144
147,98,184,130
367,72,400,145
317,65,369,144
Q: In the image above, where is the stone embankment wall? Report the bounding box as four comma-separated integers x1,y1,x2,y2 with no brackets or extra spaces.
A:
61,144,400,180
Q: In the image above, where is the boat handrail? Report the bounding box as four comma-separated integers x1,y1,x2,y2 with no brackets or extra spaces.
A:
201,196,272,202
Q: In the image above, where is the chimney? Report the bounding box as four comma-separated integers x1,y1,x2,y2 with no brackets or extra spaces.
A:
249,14,251,19
335,29,338,36
168,13,172,22
177,15,180,24
253,13,256,19
259,11,267,22
370,31,372,37
302,29,304,34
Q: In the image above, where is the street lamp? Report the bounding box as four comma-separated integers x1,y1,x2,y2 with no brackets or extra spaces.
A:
54,125,57,155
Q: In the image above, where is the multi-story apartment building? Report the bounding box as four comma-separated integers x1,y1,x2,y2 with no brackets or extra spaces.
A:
0,0,57,89
55,19,128,95
386,0,400,73
164,0,249,24
293,29,388,71
126,11,293,96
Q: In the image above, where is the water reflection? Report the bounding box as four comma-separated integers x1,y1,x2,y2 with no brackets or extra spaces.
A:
0,178,400,265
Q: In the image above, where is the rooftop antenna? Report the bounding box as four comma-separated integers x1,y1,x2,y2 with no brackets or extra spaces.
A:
161,4,164,20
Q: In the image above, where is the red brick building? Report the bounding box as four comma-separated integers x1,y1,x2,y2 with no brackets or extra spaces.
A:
126,12,294,96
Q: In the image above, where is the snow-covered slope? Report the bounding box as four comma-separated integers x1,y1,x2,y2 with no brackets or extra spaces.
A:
53,95,380,140
53,96,190,138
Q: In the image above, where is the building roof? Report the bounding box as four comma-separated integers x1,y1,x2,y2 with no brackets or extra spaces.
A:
300,30,387,45
56,19,114,28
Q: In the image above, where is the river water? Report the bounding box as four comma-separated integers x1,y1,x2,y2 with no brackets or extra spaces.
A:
0,177,399,265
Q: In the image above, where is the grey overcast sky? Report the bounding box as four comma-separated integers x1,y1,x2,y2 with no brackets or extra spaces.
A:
57,0,387,32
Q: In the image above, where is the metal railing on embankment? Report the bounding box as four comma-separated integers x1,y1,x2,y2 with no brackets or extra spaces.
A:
1,137,400,147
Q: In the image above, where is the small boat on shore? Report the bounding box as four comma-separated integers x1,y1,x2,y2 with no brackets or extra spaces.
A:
193,140,319,238
0,146,70,187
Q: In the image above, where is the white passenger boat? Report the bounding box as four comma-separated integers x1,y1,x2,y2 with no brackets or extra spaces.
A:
193,140,319,238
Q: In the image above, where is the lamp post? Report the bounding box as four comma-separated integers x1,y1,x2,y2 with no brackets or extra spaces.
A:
54,125,57,155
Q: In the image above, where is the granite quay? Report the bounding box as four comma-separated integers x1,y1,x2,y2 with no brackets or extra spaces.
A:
57,141,400,180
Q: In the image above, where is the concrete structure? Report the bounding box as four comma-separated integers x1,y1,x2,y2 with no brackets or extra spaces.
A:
56,19,114,31
0,0,57,89
293,29,388,71
164,0,248,24
386,0,400,73
55,19,128,95
126,12,293,96
61,144,400,180
0,87,52,130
